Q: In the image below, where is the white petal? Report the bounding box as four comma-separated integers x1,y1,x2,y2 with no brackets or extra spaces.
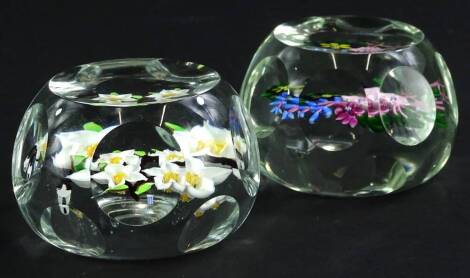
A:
124,164,141,174
155,176,172,190
142,167,162,177
202,167,232,185
124,155,141,166
166,162,181,172
52,151,72,169
186,157,205,172
91,171,109,184
126,172,147,183
105,164,124,175
172,182,186,193
173,131,192,155
200,198,217,211
186,178,214,199
66,169,91,188
232,168,241,180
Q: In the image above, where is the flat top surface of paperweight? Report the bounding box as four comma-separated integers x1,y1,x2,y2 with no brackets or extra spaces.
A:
274,15,424,54
49,58,221,106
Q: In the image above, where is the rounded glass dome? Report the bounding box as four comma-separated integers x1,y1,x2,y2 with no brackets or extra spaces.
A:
241,15,457,196
12,58,260,259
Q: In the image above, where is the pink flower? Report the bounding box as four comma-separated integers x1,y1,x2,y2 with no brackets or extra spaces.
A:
365,87,389,116
334,102,365,128
364,87,411,117
349,46,385,54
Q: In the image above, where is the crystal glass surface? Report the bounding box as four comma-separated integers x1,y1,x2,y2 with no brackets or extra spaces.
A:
241,16,457,196
12,58,260,259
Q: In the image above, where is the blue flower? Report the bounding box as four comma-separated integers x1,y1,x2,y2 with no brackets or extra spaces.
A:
281,110,295,120
305,101,319,108
309,110,321,124
333,96,343,102
321,106,333,118
270,106,283,114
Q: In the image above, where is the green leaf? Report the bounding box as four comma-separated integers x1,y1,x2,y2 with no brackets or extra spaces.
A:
135,182,154,195
372,77,383,86
131,95,143,100
436,112,448,128
83,122,103,132
367,116,385,132
106,184,129,192
112,150,121,153
134,150,146,157
72,155,87,172
164,122,186,132
98,162,107,171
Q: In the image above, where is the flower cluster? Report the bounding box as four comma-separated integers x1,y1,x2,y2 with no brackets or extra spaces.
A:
92,88,190,104
268,87,412,128
270,93,341,124
53,121,243,203
318,41,389,54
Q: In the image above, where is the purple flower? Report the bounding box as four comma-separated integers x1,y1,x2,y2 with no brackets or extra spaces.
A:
334,102,365,128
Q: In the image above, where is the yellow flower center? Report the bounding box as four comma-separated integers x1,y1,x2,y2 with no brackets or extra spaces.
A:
194,210,204,218
211,202,220,210
86,144,98,158
162,91,177,97
185,172,201,188
320,42,351,49
39,141,47,153
109,95,121,101
166,152,184,161
110,156,122,164
210,139,226,155
180,193,191,202
112,172,127,185
162,171,179,184
195,139,226,155
195,140,207,151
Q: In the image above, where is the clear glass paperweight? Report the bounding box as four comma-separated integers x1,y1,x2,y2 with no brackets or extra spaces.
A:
12,58,260,259
241,16,457,196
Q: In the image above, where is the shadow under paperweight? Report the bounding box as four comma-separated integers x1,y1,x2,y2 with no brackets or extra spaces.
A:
241,15,458,197
12,58,260,259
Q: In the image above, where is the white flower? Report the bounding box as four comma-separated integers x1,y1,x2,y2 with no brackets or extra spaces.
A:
233,135,247,155
65,169,91,188
52,126,116,170
147,88,189,100
91,164,147,189
173,121,236,159
179,157,215,201
93,93,137,104
36,134,48,160
155,149,185,163
142,162,185,193
91,149,141,171
194,196,230,218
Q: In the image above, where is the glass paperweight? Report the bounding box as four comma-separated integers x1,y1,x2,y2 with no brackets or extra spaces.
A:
241,16,457,197
12,58,260,259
